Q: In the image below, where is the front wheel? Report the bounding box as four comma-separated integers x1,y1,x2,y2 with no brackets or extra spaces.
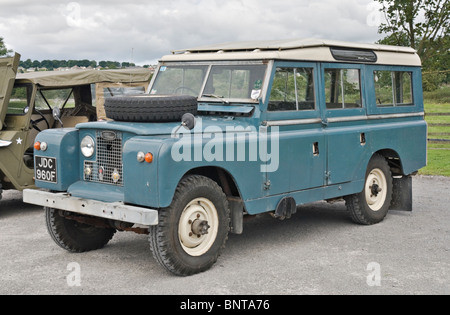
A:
149,175,230,276
345,154,393,225
45,207,116,252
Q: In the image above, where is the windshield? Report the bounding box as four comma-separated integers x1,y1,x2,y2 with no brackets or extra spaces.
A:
35,88,75,111
150,63,267,103
151,65,209,97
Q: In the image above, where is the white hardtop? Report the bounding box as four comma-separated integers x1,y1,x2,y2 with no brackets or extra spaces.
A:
161,38,421,66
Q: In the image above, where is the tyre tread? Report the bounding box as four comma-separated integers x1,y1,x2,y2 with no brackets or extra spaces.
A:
149,175,230,276
45,208,116,253
104,95,198,122
344,154,393,225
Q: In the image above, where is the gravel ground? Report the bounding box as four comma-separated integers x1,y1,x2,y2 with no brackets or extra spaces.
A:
0,175,449,295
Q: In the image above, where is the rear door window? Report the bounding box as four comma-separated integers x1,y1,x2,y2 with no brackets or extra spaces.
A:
324,68,362,109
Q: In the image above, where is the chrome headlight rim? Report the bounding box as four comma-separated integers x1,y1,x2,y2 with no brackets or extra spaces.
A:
81,136,95,158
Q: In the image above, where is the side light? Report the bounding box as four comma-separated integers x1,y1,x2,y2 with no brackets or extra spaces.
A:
34,142,41,151
137,152,145,163
40,142,48,151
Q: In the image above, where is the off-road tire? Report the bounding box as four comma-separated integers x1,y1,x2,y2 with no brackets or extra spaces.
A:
104,95,198,122
344,154,393,225
149,175,230,276
45,207,116,253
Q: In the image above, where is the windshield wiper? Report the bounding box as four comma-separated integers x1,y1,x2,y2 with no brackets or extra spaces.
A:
201,94,229,104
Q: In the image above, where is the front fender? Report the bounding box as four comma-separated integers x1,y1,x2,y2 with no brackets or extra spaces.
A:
34,128,80,191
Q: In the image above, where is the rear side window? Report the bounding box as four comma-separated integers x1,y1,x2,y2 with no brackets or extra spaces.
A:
325,69,362,109
374,71,413,106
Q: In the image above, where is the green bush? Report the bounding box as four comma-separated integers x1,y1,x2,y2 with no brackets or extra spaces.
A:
423,85,450,104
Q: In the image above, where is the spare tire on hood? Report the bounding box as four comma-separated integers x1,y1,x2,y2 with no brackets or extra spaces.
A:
104,95,198,122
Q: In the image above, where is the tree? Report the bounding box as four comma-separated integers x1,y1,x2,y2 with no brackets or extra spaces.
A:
376,0,449,55
0,37,12,57
375,0,449,89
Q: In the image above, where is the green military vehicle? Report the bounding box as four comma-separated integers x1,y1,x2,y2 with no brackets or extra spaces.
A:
0,53,152,200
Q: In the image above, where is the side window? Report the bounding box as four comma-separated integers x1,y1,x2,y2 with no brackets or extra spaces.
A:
269,67,315,111
7,85,31,115
325,68,362,109
374,71,413,106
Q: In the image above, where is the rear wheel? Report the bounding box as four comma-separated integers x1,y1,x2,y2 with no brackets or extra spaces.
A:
149,175,230,276
345,154,393,225
45,207,116,252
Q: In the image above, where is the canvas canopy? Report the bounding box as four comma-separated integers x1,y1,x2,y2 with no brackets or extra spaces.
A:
15,68,152,88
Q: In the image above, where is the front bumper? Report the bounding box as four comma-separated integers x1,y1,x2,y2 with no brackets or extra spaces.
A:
23,189,158,226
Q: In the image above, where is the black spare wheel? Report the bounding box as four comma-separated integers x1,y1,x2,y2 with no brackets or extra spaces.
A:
104,95,198,122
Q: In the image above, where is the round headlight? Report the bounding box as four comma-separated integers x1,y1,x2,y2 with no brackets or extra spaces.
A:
81,136,95,158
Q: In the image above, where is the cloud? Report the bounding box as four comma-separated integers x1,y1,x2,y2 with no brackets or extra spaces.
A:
0,0,382,65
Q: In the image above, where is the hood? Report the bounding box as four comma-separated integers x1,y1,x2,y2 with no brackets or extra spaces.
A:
76,116,258,137
0,53,20,130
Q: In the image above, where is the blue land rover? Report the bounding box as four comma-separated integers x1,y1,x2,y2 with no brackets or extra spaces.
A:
24,39,427,276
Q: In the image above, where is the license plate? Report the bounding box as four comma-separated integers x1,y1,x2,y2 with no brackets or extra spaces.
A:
35,156,57,183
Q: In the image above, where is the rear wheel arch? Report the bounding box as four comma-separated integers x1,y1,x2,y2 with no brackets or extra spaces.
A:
374,149,405,176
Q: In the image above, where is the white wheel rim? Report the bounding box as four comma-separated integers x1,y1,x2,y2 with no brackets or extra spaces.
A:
365,168,388,211
178,198,219,257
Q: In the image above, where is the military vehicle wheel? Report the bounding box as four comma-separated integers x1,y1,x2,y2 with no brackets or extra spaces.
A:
345,154,393,225
149,175,230,276
45,207,116,252
104,95,198,122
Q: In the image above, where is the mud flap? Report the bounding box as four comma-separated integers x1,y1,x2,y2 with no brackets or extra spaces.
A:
228,197,244,235
389,175,413,211
274,196,297,219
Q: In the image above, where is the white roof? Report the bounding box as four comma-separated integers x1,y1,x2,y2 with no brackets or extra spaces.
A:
161,38,421,66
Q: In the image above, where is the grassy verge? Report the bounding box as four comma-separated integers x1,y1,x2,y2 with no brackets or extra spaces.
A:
420,98,450,177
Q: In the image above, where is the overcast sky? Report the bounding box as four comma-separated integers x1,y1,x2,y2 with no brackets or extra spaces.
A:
0,0,386,65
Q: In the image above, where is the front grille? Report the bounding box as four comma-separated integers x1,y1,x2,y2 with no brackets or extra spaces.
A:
84,131,123,186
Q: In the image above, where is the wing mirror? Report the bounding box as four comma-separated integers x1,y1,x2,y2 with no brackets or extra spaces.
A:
53,107,64,128
173,113,197,135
